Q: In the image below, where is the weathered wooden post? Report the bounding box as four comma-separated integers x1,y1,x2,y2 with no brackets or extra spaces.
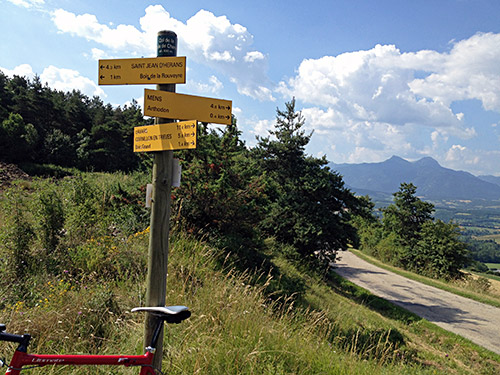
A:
144,30,177,370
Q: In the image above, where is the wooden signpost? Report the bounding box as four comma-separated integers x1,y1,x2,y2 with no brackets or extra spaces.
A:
98,30,232,372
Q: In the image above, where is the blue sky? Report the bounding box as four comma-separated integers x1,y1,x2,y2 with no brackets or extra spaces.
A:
1,0,500,176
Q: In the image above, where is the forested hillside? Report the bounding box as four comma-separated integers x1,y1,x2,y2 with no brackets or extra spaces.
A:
0,72,149,171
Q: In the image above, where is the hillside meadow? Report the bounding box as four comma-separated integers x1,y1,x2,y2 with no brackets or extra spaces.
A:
0,172,499,374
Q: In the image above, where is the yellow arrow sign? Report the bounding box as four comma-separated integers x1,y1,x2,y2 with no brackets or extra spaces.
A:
99,57,186,85
133,120,197,152
143,89,232,125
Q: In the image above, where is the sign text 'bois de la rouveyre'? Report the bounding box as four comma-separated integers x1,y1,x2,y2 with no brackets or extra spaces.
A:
98,57,186,85
143,89,232,125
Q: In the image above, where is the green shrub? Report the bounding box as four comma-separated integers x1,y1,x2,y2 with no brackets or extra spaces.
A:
9,206,34,279
68,229,148,282
375,232,402,264
36,189,65,272
65,176,103,241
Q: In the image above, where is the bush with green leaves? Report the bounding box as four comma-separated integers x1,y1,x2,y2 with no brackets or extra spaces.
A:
356,183,471,280
8,205,34,279
413,220,469,279
0,113,38,163
173,122,266,251
36,188,65,272
0,172,151,307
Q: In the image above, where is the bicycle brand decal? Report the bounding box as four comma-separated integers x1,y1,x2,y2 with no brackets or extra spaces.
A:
31,358,65,364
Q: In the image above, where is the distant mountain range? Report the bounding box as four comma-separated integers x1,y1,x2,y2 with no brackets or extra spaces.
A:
329,156,500,201
478,175,500,187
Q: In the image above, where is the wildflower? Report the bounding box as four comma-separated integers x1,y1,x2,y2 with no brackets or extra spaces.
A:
14,301,24,312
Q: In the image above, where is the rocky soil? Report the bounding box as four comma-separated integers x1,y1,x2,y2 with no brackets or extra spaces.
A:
0,161,30,188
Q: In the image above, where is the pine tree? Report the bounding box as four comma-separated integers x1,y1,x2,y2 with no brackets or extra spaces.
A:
255,99,364,268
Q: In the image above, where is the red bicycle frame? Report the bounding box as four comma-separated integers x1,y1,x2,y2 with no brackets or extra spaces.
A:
1,305,190,375
5,350,156,374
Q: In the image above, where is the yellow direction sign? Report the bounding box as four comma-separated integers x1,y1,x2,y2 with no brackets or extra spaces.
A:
99,57,186,85
134,120,197,152
143,89,232,125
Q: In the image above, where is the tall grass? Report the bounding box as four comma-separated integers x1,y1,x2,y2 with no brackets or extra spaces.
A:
160,235,420,375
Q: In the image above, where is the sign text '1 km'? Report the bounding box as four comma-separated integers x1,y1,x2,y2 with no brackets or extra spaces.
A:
99,56,186,85
134,120,197,152
143,89,232,125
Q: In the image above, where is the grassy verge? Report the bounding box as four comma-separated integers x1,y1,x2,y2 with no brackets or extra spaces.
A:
350,249,500,308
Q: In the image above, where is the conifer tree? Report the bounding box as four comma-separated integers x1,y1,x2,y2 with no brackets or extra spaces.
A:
255,99,364,267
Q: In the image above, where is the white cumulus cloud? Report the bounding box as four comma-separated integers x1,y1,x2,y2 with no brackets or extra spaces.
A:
0,64,35,79
279,33,500,170
189,75,224,95
50,5,273,101
90,48,108,60
409,32,500,111
431,144,500,175
280,43,469,132
40,66,105,97
52,9,151,54
444,144,482,170
244,51,265,63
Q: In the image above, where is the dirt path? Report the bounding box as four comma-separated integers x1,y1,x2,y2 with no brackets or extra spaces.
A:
332,251,500,355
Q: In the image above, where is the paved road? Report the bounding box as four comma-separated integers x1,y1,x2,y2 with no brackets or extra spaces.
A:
332,251,500,355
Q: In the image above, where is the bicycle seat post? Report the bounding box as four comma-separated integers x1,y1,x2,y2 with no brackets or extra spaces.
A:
147,317,164,352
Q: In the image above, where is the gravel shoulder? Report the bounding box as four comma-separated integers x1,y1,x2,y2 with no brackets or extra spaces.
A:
333,250,500,355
